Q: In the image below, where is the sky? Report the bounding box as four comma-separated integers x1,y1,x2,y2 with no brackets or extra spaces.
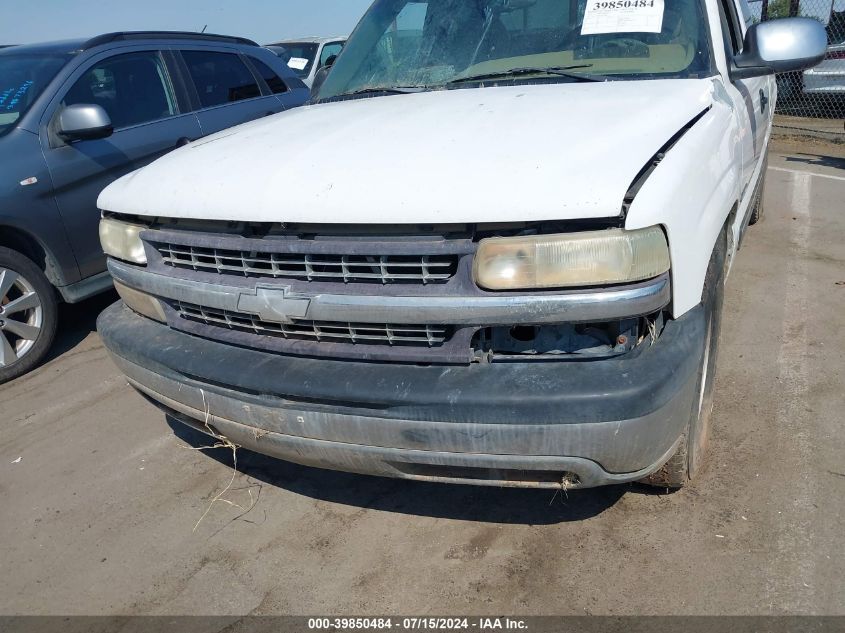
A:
0,0,374,45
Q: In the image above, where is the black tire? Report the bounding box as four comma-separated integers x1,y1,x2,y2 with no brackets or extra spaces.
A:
0,247,58,384
643,226,727,489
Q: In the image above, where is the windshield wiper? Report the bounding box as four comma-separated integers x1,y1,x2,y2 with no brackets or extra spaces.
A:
313,85,428,104
338,86,428,97
447,65,607,85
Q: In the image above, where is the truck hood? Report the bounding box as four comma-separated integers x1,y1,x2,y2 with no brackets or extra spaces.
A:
99,79,716,224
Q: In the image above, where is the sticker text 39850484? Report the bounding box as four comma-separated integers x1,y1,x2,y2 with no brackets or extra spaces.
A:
581,0,665,36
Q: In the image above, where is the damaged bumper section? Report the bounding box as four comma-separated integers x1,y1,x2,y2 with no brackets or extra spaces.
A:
98,300,706,489
107,257,671,364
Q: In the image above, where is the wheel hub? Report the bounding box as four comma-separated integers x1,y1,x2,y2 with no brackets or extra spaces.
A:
0,266,44,368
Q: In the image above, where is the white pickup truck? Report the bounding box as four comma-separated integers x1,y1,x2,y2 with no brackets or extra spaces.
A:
96,0,826,490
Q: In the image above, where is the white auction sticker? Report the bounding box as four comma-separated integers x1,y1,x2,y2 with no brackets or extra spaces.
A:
581,0,665,35
287,57,309,71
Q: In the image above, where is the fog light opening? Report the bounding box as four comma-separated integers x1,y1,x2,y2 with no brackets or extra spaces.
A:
561,472,581,488
473,313,666,362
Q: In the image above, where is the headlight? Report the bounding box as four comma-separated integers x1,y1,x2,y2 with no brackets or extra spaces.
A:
474,226,670,291
99,217,147,264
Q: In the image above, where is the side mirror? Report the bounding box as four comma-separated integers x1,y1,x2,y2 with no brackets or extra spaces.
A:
731,17,828,80
58,104,113,142
311,57,335,96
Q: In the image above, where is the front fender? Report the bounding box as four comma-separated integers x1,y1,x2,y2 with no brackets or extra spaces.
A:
0,129,80,286
625,93,740,317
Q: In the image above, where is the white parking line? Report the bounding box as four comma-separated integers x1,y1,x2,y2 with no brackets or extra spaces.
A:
769,165,845,182
766,170,817,613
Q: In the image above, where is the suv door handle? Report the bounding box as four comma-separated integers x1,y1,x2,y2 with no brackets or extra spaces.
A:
760,89,769,114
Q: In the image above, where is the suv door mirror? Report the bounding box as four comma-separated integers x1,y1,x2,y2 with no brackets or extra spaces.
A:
57,104,114,142
731,17,828,79
311,57,335,95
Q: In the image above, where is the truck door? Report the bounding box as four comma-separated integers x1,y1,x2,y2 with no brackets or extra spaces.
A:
720,0,772,195
734,0,775,156
42,49,202,279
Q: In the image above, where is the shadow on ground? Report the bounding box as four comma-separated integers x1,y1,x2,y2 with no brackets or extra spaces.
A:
166,415,640,525
45,289,118,363
783,152,845,171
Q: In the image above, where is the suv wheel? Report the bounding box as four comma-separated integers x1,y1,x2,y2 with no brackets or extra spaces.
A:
643,226,727,489
0,247,58,384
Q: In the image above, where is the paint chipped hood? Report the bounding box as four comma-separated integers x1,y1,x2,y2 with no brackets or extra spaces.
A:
98,79,715,224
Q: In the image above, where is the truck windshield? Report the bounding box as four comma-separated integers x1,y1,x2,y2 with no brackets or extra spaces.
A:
317,0,712,100
0,53,69,136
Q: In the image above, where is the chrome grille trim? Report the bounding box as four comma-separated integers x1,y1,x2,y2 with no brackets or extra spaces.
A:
154,243,458,284
109,259,673,328
176,302,450,347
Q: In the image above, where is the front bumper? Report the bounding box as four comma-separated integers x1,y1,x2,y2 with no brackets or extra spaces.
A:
98,301,705,489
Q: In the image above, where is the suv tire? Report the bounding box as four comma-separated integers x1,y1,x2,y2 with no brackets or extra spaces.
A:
643,226,727,489
0,247,58,384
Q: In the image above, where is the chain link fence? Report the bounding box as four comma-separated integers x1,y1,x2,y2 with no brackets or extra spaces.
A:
748,0,845,135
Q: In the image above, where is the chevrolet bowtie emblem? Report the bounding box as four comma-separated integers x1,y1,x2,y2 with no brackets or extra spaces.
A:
236,285,311,324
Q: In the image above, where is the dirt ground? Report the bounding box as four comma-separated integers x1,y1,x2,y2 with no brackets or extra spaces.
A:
1,139,843,617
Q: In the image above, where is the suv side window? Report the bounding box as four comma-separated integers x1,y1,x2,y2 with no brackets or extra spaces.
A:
182,50,261,108
319,42,344,67
249,58,289,94
63,51,177,130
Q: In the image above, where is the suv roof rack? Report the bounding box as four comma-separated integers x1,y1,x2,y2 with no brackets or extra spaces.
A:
83,31,258,50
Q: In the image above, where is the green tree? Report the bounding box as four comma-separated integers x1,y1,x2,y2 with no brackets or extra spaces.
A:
764,0,795,19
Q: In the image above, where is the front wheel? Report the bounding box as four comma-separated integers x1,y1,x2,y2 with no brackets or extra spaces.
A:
0,247,58,384
643,227,727,489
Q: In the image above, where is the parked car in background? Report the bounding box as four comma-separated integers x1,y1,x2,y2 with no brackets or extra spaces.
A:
97,2,826,491
803,36,845,99
265,44,289,60
267,36,346,87
0,31,308,383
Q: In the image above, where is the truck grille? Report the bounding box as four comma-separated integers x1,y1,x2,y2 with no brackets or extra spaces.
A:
154,243,458,285
175,302,450,347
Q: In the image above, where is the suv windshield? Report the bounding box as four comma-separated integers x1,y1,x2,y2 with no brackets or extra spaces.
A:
317,0,712,100
0,53,69,136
